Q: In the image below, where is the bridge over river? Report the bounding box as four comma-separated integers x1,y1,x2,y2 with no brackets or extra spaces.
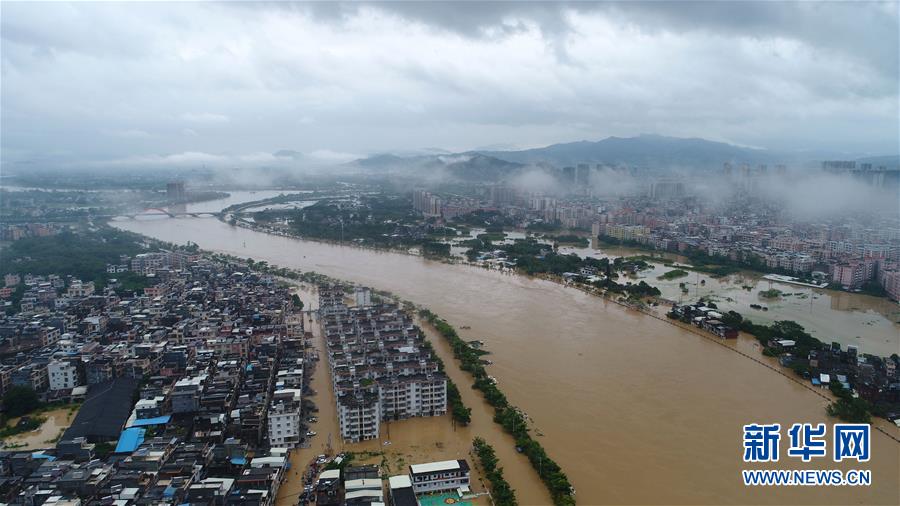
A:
113,207,225,220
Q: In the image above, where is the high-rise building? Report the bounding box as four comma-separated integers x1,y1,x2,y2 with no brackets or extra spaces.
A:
822,161,856,173
489,185,514,204
166,181,186,202
649,179,684,199
413,189,442,217
576,164,591,185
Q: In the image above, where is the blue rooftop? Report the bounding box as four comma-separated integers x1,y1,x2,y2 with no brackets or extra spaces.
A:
115,427,146,454
128,415,172,427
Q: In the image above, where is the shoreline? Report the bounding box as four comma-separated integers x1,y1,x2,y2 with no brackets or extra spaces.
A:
217,219,899,437
218,201,897,306
109,220,900,504
595,237,898,303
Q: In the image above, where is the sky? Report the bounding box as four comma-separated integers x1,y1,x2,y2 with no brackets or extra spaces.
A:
2,1,898,170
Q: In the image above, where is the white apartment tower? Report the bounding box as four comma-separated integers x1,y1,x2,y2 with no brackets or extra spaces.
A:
48,359,80,391
267,389,303,448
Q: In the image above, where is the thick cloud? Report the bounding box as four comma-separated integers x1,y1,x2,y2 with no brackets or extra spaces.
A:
1,1,897,170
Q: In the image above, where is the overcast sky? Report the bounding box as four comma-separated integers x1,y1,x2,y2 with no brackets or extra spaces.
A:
2,1,898,170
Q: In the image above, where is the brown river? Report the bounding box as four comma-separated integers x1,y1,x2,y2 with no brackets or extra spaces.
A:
114,193,899,505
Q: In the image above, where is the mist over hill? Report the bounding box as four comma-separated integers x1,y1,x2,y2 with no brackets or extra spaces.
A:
476,134,780,169
348,134,882,179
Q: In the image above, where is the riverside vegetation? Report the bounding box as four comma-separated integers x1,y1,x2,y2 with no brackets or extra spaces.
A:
419,309,576,506
473,437,518,506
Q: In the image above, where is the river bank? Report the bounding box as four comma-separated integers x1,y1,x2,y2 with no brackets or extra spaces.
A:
277,248,899,438
115,194,900,505
218,203,900,357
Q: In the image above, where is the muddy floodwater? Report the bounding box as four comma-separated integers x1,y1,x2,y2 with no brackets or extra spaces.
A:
115,194,899,505
563,242,900,357
1,406,79,450
275,286,500,506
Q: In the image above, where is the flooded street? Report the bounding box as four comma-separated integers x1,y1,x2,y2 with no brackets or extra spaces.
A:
275,286,502,506
115,197,899,505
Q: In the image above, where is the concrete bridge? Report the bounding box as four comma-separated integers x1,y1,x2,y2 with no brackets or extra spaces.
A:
115,207,225,219
1,208,226,224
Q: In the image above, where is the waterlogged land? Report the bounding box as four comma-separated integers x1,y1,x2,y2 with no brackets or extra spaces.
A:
116,194,900,505
1,406,80,450
560,242,900,357
275,284,534,506
187,192,899,357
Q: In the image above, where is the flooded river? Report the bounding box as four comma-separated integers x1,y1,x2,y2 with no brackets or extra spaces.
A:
114,194,899,505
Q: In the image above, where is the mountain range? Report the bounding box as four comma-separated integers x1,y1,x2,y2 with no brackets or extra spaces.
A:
336,134,899,181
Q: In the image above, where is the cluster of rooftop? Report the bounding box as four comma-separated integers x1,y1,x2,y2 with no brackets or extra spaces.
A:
412,161,900,300
318,285,448,442
309,459,471,506
0,257,318,505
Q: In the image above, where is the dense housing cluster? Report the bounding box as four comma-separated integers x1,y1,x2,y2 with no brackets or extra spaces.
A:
0,258,318,505
410,161,900,301
318,285,448,442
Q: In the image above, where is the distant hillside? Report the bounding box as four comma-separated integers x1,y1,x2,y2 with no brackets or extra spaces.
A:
478,134,780,169
440,153,524,180
348,135,898,179
348,152,524,181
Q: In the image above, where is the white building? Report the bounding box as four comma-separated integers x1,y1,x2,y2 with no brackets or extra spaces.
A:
48,359,80,391
354,287,372,307
379,373,447,420
345,478,384,504
285,314,305,338
409,459,470,494
267,389,303,448
337,390,381,442
275,363,304,390
66,280,95,298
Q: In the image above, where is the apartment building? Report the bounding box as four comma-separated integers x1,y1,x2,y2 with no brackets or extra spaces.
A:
318,285,348,317
408,459,470,494
267,389,303,448
12,363,48,392
65,280,95,298
171,374,207,413
337,390,381,442
832,260,875,289
320,286,447,442
48,359,81,391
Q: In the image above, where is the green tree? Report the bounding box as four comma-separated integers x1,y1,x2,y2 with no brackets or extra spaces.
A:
3,386,41,417
827,397,872,423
